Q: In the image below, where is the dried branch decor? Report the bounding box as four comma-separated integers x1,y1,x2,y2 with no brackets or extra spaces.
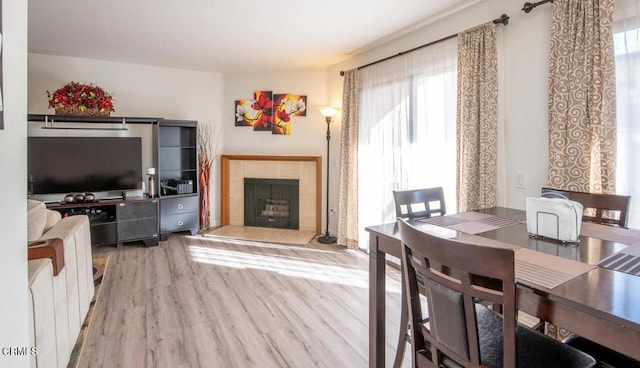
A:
198,124,221,230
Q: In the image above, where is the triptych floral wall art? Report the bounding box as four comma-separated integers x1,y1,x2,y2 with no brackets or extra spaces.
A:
235,90,307,135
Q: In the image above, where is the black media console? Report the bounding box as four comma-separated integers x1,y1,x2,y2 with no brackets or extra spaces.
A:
47,198,159,247
29,114,200,243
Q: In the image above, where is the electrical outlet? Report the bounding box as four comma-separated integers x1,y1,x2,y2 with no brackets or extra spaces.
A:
516,171,527,189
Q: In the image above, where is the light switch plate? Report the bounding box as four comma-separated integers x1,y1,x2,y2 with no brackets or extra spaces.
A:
516,171,527,189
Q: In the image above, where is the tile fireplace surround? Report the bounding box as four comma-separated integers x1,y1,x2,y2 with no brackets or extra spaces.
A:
221,155,322,233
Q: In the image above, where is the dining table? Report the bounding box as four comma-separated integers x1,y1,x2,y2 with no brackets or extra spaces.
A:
366,207,640,368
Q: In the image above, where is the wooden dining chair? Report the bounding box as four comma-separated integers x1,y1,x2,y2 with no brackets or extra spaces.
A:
393,187,446,220
541,187,631,228
397,218,596,368
391,187,446,367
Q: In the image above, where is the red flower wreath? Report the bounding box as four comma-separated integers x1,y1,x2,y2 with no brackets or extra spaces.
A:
47,81,115,113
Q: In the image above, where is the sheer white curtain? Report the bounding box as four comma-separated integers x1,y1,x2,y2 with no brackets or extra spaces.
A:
358,38,458,249
614,0,640,229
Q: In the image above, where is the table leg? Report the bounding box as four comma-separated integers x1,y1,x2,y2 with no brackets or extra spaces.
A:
370,233,386,368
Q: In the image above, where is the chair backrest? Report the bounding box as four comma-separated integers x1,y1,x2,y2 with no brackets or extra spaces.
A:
398,218,517,368
541,187,631,228
393,187,446,220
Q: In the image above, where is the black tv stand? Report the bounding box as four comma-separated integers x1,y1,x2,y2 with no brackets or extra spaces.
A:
47,197,159,248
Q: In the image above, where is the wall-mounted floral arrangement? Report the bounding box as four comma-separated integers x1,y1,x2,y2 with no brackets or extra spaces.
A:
235,90,307,135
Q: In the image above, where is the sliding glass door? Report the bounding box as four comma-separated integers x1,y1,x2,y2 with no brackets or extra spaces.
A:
357,38,458,249
614,2,640,228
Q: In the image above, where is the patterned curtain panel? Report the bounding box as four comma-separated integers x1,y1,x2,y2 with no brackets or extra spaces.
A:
456,23,499,212
337,69,360,249
547,0,617,194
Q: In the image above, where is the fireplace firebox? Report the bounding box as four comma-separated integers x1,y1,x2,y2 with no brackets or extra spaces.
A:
244,178,299,230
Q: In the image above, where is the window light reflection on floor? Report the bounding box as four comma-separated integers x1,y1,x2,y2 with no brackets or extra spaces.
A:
187,245,371,289
196,234,337,254
185,237,401,292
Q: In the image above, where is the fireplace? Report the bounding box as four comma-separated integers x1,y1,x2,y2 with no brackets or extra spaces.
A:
244,178,299,230
221,155,321,233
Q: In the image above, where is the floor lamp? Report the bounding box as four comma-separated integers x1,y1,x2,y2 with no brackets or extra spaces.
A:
318,107,339,244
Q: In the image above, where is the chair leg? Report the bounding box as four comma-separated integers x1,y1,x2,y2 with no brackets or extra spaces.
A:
393,274,410,368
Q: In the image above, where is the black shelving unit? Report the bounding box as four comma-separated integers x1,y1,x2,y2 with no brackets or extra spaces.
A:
154,119,199,239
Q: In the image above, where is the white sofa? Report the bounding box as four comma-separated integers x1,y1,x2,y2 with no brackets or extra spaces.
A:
27,200,94,368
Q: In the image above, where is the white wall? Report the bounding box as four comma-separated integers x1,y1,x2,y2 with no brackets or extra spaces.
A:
223,69,337,233
328,0,553,211
0,0,30,366
28,54,224,121
27,54,224,223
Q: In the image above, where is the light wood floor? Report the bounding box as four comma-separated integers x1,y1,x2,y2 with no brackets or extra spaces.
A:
81,233,410,368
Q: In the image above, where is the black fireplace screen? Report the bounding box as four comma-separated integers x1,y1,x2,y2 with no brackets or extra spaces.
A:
244,178,299,230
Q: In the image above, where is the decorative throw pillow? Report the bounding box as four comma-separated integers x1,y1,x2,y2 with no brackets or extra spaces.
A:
43,209,62,233
27,200,47,242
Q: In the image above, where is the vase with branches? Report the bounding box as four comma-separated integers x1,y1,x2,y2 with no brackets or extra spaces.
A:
198,124,220,231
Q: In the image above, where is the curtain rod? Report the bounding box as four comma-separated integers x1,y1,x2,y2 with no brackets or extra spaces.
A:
522,0,554,13
339,14,510,76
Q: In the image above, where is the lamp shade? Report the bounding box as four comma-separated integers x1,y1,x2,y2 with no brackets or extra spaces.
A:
319,106,339,118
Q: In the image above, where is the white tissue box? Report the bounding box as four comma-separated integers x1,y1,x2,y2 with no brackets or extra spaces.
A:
526,197,583,242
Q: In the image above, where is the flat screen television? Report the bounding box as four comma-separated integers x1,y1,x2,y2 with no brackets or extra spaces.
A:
28,136,143,195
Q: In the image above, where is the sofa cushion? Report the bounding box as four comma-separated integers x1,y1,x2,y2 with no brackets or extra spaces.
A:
41,215,94,352
28,211,93,368
44,209,62,233
28,258,57,368
27,200,47,242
